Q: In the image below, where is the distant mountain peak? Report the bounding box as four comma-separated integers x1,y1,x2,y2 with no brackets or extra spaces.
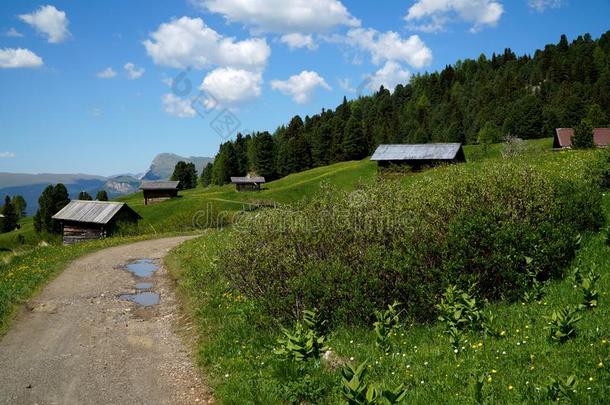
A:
142,153,213,180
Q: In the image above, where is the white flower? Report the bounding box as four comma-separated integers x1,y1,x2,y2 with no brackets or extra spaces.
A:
350,357,354,361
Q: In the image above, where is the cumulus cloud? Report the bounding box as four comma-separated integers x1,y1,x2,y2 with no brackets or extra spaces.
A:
200,67,262,106
0,48,43,68
193,0,359,34
124,62,145,79
162,93,196,118
96,67,117,79
5,28,24,38
280,33,318,50
0,151,16,158
528,0,564,12
366,61,411,93
143,16,270,70
405,0,504,33
19,5,70,43
271,70,331,104
343,28,432,68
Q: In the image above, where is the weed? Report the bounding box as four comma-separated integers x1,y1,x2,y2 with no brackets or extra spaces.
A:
373,301,402,353
580,269,600,309
546,306,582,343
539,375,577,402
340,362,407,404
276,309,328,362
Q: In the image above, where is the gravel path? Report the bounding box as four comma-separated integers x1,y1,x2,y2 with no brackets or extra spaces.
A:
0,236,211,405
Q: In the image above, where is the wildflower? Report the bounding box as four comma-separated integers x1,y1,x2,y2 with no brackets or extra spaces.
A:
500,330,506,337
424,361,428,366
350,340,353,344
508,385,514,390
491,369,497,374
602,339,608,345
350,357,354,361
420,380,425,384
454,349,458,353
597,362,604,369
589,377,594,382
224,374,229,378
487,376,492,383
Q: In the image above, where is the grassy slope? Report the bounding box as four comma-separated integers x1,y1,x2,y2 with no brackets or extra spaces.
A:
165,138,610,404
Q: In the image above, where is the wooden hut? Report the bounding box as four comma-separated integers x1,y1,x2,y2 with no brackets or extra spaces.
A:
52,200,141,244
231,175,266,192
371,143,466,170
139,181,180,205
553,128,610,150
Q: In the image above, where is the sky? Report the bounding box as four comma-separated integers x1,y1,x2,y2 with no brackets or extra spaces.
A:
0,0,609,176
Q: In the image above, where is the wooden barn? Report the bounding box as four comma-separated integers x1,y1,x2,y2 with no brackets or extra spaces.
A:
140,181,180,205
231,175,266,192
52,200,141,244
553,128,610,150
371,143,466,170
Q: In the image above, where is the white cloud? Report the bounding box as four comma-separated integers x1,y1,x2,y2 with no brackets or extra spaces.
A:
200,67,262,106
143,16,270,70
405,0,504,33
343,28,432,68
124,62,145,79
271,70,331,104
5,28,24,38
280,33,318,50
96,67,117,79
0,151,16,158
366,61,411,93
193,0,359,34
528,0,564,12
338,78,356,93
19,5,70,43
162,93,196,118
0,48,43,68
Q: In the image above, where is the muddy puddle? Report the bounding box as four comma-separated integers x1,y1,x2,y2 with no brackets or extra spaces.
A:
120,259,160,308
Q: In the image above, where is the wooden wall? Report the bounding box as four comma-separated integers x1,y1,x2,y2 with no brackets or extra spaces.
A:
62,223,105,244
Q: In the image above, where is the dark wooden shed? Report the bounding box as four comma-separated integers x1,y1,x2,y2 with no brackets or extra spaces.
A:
231,176,266,192
139,181,180,205
52,200,141,244
371,143,466,170
553,128,610,150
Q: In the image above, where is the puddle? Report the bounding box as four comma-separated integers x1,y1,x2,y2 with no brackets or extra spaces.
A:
135,282,153,290
125,259,158,278
120,292,160,307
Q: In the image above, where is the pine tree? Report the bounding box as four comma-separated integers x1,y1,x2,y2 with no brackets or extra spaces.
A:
586,103,607,127
96,190,109,201
251,132,276,180
33,184,69,234
212,143,238,185
171,161,198,189
78,191,93,200
342,104,367,160
572,118,595,149
200,162,214,187
11,195,26,219
0,195,18,233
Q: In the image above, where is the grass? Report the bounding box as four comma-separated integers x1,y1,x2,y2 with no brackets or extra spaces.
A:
164,140,610,404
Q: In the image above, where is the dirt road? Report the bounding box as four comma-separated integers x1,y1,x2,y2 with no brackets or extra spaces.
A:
0,236,210,405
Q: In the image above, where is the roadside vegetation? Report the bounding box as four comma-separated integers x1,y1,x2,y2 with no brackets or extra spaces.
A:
166,144,610,404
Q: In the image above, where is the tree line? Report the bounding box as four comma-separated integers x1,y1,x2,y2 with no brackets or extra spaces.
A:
201,31,610,186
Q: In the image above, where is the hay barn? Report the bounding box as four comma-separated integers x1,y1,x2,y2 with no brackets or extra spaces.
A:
553,128,610,149
371,143,466,170
140,181,180,205
231,176,266,192
52,200,141,244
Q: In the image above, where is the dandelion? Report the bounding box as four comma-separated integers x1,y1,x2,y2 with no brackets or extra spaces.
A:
491,369,497,374
508,385,514,390
487,376,492,383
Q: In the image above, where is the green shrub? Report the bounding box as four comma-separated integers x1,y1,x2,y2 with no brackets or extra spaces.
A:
546,306,582,343
373,301,402,353
340,362,407,405
275,308,328,362
222,159,602,325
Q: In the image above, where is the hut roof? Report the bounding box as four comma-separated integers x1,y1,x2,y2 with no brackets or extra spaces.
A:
0,214,4,218
554,128,610,148
371,143,463,161
139,181,180,190
52,201,141,224
230,176,266,184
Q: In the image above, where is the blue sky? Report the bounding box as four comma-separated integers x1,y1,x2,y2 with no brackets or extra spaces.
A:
0,0,609,176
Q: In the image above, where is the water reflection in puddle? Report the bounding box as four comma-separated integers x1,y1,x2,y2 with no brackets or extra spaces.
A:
125,259,158,278
120,292,160,307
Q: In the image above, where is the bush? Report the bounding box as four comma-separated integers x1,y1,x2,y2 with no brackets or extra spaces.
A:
221,159,602,325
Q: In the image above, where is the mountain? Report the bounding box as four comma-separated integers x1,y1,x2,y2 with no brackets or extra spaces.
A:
142,153,213,180
102,175,142,197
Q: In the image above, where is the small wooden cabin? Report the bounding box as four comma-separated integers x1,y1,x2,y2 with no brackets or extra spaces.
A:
553,128,610,150
140,181,180,205
52,200,141,244
371,143,466,170
231,176,266,192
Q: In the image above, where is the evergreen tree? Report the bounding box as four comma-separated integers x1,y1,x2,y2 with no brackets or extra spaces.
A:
212,142,238,185
572,118,595,149
478,121,499,155
11,195,26,219
200,162,214,187
586,103,607,127
96,190,109,201
250,132,276,180
33,184,69,234
342,104,367,160
78,191,93,200
171,161,198,189
0,196,18,233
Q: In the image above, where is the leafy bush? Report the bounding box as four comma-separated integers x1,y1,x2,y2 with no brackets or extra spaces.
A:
276,308,328,362
221,159,602,325
580,269,600,309
373,301,402,353
546,306,582,343
341,362,407,405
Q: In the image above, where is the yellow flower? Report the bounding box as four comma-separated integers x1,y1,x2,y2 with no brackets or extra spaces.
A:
487,376,492,383
508,385,514,390
491,369,497,374
500,330,506,336
597,362,604,369
589,377,594,382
